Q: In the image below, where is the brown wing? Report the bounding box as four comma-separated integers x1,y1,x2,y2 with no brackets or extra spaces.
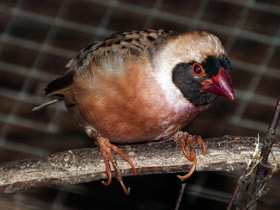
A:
44,29,174,97
45,70,74,97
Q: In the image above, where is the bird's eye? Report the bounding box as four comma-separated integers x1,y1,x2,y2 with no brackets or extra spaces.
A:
192,63,205,77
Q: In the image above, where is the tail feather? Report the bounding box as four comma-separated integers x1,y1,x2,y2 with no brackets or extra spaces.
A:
35,70,74,111
32,99,62,111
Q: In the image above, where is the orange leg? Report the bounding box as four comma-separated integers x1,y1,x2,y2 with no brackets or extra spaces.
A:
173,131,206,181
96,136,137,195
85,128,137,195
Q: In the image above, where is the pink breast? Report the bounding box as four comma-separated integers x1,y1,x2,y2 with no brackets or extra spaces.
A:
71,65,209,144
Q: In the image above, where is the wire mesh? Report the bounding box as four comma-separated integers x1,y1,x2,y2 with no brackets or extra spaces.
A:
0,0,279,209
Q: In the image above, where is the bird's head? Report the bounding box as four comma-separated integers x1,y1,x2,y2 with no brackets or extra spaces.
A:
153,31,235,106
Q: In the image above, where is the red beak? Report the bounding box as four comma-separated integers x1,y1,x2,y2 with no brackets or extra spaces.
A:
201,68,235,100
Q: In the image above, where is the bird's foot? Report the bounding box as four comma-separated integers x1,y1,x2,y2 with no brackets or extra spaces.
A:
96,135,137,195
173,131,206,180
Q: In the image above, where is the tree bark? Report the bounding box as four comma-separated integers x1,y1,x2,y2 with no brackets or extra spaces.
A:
0,136,279,194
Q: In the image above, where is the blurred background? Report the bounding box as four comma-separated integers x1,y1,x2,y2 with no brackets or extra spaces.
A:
0,0,280,209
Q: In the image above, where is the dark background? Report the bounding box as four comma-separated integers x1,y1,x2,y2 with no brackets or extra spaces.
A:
0,0,280,209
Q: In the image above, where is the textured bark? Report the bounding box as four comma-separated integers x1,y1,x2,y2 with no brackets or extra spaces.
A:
245,97,280,210
0,136,279,194
224,97,280,210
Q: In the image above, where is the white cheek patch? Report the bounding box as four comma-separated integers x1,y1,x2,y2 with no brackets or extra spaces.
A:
152,47,190,111
151,32,226,111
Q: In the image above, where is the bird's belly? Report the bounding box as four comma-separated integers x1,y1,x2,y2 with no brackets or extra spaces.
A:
69,65,206,144
80,104,197,144
71,94,201,144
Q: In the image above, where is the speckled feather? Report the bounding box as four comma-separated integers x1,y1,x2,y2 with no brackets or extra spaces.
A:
45,29,174,96
67,29,174,72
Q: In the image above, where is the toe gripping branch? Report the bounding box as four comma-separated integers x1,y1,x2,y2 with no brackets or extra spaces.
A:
174,131,207,180
96,135,137,195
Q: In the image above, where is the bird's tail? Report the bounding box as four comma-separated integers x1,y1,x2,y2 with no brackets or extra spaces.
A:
32,99,63,111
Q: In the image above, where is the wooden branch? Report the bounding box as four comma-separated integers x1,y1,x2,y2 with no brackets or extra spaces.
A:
246,97,280,210
0,136,279,194
227,97,280,210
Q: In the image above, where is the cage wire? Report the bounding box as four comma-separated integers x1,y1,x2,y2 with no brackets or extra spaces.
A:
0,0,280,209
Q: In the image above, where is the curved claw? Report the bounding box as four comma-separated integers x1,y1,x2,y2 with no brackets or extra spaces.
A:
96,136,136,195
109,143,137,176
108,150,131,195
179,140,192,161
119,180,131,195
174,131,206,180
101,153,112,186
101,176,112,186
197,137,207,156
177,151,197,180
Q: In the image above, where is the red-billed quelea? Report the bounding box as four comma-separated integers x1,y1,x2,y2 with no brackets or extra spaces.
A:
34,29,235,195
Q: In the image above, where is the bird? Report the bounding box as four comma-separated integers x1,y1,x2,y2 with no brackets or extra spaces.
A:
34,29,235,195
